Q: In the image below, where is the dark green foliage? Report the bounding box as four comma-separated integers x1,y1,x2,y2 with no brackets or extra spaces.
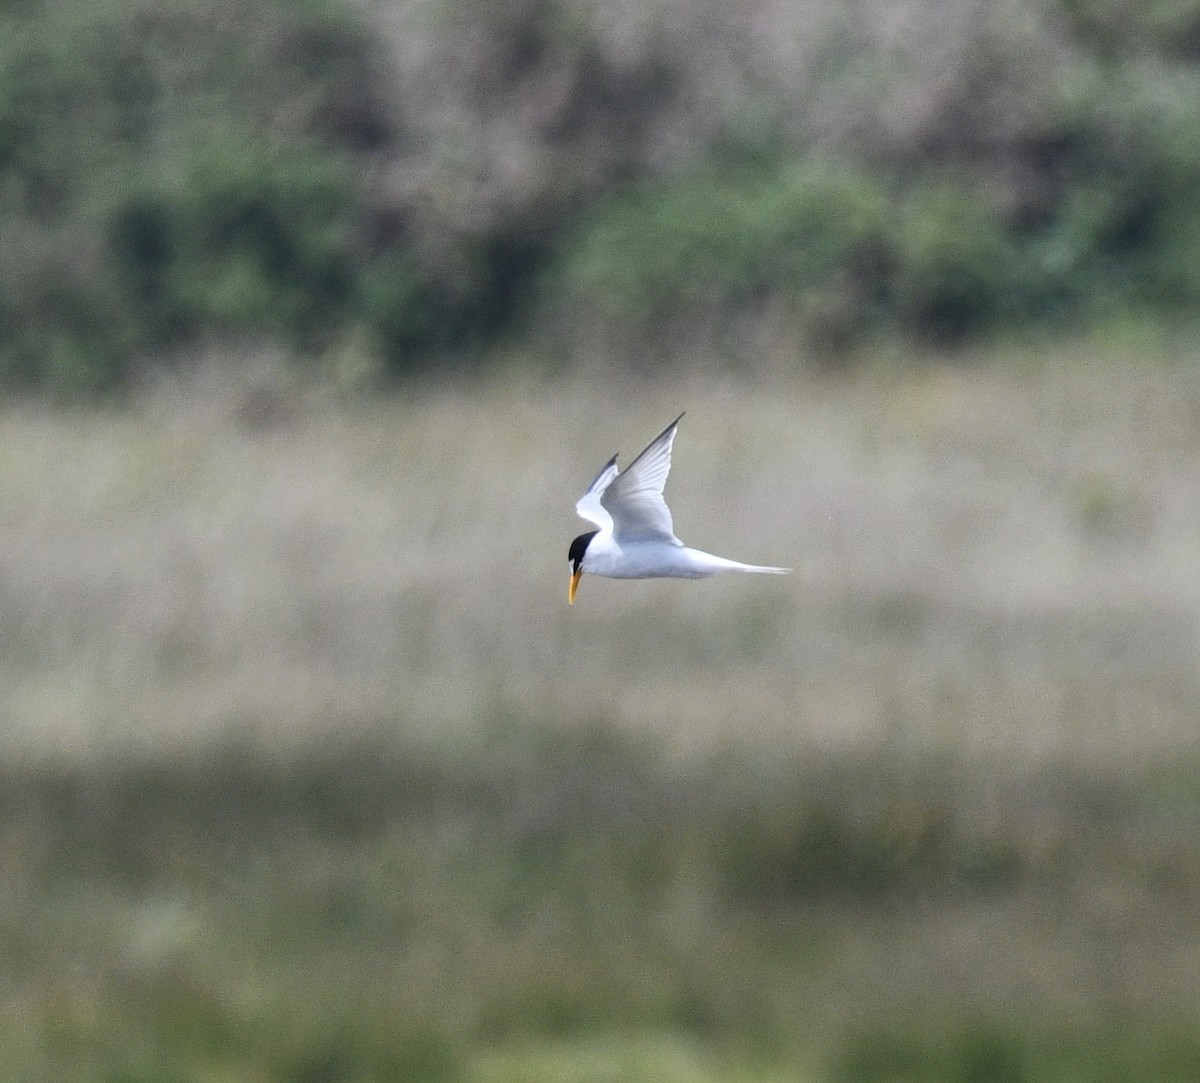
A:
834,1026,1031,1083
547,166,1039,354
1060,0,1200,59
4,724,1198,1079
6,0,1200,392
835,1024,1200,1083
108,134,359,346
545,126,1200,358
550,166,887,332
0,0,394,392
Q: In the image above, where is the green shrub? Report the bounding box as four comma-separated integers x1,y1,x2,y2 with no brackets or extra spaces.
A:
545,164,894,357
546,165,1045,356
7,0,1200,391
1060,0,1200,58
888,182,1030,343
108,131,359,348
835,1024,1200,1083
0,258,137,394
0,0,394,393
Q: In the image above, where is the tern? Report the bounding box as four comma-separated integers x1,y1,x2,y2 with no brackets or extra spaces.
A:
568,413,790,604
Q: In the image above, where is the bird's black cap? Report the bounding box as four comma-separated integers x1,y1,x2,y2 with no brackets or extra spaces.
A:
568,530,598,572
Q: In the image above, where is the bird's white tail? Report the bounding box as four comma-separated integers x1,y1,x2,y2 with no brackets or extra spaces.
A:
699,551,791,575
667,547,792,578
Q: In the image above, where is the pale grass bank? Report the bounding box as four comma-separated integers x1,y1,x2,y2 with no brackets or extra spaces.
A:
2,346,1200,1079
2,347,1197,769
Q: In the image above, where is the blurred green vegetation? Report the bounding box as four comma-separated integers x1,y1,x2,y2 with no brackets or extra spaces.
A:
2,355,1199,1077
5,0,1200,391
4,722,1199,1082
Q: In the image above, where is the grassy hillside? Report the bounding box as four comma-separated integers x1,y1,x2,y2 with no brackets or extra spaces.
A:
2,346,1199,1079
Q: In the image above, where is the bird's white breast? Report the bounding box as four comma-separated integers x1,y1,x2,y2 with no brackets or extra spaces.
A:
583,537,714,579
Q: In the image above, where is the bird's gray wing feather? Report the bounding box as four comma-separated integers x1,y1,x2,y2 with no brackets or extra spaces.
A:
601,413,684,543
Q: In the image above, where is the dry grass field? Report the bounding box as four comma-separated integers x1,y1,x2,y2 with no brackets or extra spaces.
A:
2,342,1199,1080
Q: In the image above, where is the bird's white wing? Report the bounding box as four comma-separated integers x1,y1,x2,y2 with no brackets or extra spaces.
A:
575,454,618,532
602,413,684,543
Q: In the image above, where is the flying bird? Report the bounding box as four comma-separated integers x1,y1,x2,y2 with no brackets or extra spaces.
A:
567,413,790,604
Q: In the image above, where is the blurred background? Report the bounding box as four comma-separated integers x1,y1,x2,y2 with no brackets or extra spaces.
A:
3,0,1200,1079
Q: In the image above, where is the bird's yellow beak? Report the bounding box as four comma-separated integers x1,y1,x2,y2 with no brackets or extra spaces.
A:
568,569,582,605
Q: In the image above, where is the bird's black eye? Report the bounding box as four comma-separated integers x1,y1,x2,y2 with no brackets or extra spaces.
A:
568,530,598,571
